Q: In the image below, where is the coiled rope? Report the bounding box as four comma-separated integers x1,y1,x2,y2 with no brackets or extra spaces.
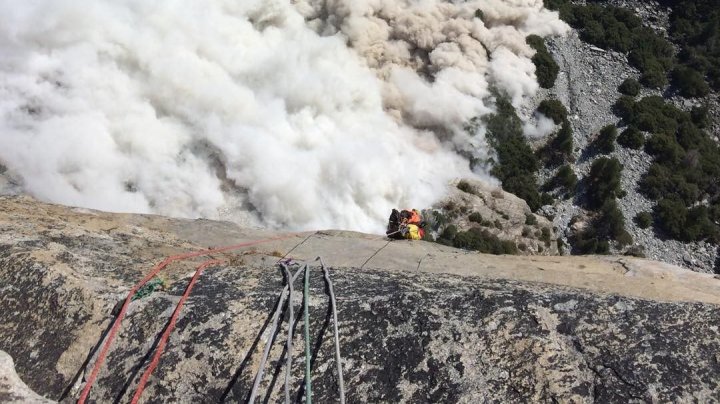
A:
248,265,304,403
77,234,298,404
317,257,345,404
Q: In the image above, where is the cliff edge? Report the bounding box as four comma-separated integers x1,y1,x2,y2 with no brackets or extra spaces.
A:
1,196,719,402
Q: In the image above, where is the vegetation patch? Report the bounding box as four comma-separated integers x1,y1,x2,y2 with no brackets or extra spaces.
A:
546,0,720,251
549,0,719,95
594,124,617,154
457,180,475,195
668,0,720,92
616,97,720,242
537,99,568,124
540,227,552,246
585,157,623,210
543,164,578,197
539,119,574,167
634,211,653,229
672,66,710,97
618,78,641,96
546,1,673,88
484,95,543,211
527,35,560,88
468,212,483,223
617,126,644,149
525,213,538,226
436,225,518,255
654,199,719,242
573,199,633,254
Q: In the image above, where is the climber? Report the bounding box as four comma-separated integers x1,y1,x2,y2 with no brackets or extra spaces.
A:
386,208,425,240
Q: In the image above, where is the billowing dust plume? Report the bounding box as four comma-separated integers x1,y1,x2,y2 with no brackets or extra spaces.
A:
0,0,567,232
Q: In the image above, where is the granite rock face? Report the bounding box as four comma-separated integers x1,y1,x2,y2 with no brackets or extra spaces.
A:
1,196,719,403
0,350,53,403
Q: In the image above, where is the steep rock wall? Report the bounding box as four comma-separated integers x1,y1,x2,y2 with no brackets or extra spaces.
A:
0,196,719,402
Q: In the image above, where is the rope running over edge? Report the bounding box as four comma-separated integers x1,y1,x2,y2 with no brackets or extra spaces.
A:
77,234,299,404
317,257,346,404
248,265,304,403
130,259,223,403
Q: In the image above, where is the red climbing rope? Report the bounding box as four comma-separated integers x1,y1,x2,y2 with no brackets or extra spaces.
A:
130,259,223,404
77,234,298,404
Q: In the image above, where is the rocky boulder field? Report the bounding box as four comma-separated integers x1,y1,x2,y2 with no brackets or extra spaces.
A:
1,196,720,403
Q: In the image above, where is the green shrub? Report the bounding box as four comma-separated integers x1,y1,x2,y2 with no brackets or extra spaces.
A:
669,1,720,92
540,119,574,167
541,227,552,246
468,212,483,223
639,65,669,89
440,224,458,242
640,163,700,204
485,96,542,211
457,180,474,194
645,134,685,165
672,65,710,97
629,27,674,83
494,219,503,229
503,176,542,213
429,211,448,230
544,0,575,22
615,96,689,136
585,157,623,209
654,198,688,240
544,164,578,194
636,113,661,133
527,35,559,88
452,227,518,255
571,5,639,52
654,199,719,242
615,230,634,247
691,105,710,129
573,226,610,254
537,99,568,124
541,192,555,207
525,213,538,225
597,199,632,246
522,227,532,237
556,164,578,191
574,199,632,253
618,78,641,96
617,127,644,149
553,120,574,160
676,121,705,150
613,95,636,119
634,211,653,229
595,125,617,154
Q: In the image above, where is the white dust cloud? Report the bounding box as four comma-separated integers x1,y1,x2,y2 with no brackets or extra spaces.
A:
524,114,558,139
0,0,567,232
